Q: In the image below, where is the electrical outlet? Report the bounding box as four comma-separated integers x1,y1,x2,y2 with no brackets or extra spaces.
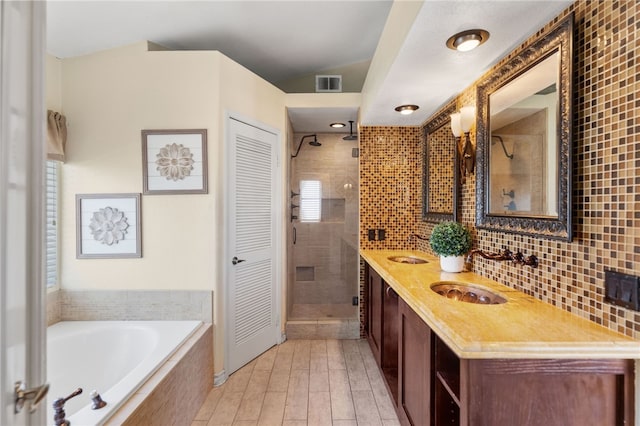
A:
367,229,376,241
604,269,640,311
352,296,359,306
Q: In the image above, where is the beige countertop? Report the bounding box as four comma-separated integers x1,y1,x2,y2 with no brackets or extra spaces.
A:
361,249,640,360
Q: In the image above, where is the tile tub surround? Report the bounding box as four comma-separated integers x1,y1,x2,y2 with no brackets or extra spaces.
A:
106,323,213,425
359,0,640,340
47,289,213,324
362,249,640,359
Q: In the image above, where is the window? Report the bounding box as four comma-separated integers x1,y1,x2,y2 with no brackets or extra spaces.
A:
45,160,58,288
299,180,321,223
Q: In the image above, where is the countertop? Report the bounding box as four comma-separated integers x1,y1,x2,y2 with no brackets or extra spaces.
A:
361,249,640,359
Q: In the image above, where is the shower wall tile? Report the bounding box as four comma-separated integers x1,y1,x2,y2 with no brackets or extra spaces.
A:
59,290,213,322
359,0,640,340
290,132,360,316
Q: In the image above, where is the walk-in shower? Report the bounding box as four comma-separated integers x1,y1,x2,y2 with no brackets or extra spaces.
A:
287,132,359,337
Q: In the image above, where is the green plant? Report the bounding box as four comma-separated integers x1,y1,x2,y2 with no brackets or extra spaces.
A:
429,221,472,257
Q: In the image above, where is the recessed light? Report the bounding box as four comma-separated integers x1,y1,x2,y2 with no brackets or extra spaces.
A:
446,29,490,52
394,105,419,115
330,122,346,128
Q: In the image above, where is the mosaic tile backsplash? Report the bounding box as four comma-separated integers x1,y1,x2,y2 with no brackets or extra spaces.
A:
359,0,640,340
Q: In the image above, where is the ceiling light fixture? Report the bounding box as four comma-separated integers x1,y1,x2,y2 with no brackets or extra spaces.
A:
446,29,490,52
330,122,346,128
394,104,419,115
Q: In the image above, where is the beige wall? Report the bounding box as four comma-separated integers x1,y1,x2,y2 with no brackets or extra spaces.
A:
53,41,287,375
46,55,62,111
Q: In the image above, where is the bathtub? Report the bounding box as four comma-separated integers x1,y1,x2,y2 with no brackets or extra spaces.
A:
46,320,201,426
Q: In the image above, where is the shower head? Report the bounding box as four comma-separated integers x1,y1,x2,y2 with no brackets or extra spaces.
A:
491,135,514,159
343,120,357,141
309,136,321,147
291,134,320,158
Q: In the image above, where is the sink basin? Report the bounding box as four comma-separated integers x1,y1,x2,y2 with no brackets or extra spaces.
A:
431,282,507,305
388,256,428,264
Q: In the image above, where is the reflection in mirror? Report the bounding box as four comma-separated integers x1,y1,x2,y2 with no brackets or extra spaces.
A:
489,52,558,217
423,101,458,222
476,13,573,240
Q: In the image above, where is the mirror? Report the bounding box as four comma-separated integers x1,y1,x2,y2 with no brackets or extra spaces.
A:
422,100,458,222
476,13,573,240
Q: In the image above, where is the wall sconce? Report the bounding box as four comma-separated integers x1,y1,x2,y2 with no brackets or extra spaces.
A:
450,106,476,179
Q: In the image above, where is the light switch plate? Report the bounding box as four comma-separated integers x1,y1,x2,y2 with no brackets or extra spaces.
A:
604,269,640,311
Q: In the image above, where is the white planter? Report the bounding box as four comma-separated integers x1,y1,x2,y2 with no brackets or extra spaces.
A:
439,255,465,273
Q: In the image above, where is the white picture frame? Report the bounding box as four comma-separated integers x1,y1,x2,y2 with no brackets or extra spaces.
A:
142,129,208,194
76,193,142,259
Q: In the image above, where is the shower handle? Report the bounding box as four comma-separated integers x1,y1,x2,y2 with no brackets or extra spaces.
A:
232,256,246,265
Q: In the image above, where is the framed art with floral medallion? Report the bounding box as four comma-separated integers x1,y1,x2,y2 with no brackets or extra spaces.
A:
141,129,208,195
76,193,141,258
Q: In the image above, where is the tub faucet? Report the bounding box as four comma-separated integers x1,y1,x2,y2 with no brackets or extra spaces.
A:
53,387,82,426
90,389,107,409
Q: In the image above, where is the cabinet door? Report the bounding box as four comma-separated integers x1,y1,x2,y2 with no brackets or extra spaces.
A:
366,265,383,366
398,298,431,426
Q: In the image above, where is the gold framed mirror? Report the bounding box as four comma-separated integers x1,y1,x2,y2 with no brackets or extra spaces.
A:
476,13,573,240
422,100,459,222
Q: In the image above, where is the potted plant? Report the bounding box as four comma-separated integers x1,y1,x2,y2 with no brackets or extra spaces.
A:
429,221,472,272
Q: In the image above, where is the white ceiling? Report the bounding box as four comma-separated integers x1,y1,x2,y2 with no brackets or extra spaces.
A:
46,0,572,133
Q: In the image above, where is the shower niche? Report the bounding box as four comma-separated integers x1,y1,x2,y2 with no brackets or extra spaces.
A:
287,132,359,329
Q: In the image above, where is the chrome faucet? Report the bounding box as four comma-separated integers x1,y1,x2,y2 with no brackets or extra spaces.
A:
53,387,82,426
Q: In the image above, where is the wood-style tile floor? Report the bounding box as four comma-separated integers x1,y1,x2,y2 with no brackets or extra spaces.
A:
191,339,400,426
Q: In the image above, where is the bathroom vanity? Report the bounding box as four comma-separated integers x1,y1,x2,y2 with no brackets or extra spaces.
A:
361,250,639,426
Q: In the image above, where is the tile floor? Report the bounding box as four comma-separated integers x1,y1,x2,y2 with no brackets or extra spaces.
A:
191,339,400,426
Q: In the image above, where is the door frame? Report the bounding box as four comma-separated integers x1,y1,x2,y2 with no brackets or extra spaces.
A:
0,1,47,424
222,111,283,379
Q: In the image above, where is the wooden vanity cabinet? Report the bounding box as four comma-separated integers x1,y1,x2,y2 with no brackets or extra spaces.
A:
366,265,383,365
434,333,635,426
364,262,635,425
398,298,432,426
365,264,399,404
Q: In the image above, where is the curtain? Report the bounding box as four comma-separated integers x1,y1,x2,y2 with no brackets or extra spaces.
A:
47,109,67,162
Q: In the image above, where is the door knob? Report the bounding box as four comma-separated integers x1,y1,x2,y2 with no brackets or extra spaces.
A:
232,256,246,265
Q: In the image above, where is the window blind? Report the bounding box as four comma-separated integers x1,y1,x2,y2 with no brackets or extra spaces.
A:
299,180,321,223
45,160,58,287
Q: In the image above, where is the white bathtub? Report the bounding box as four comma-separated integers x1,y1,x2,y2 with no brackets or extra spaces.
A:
46,320,201,426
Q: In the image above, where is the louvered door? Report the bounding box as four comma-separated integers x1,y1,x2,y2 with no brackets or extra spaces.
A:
226,117,280,375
